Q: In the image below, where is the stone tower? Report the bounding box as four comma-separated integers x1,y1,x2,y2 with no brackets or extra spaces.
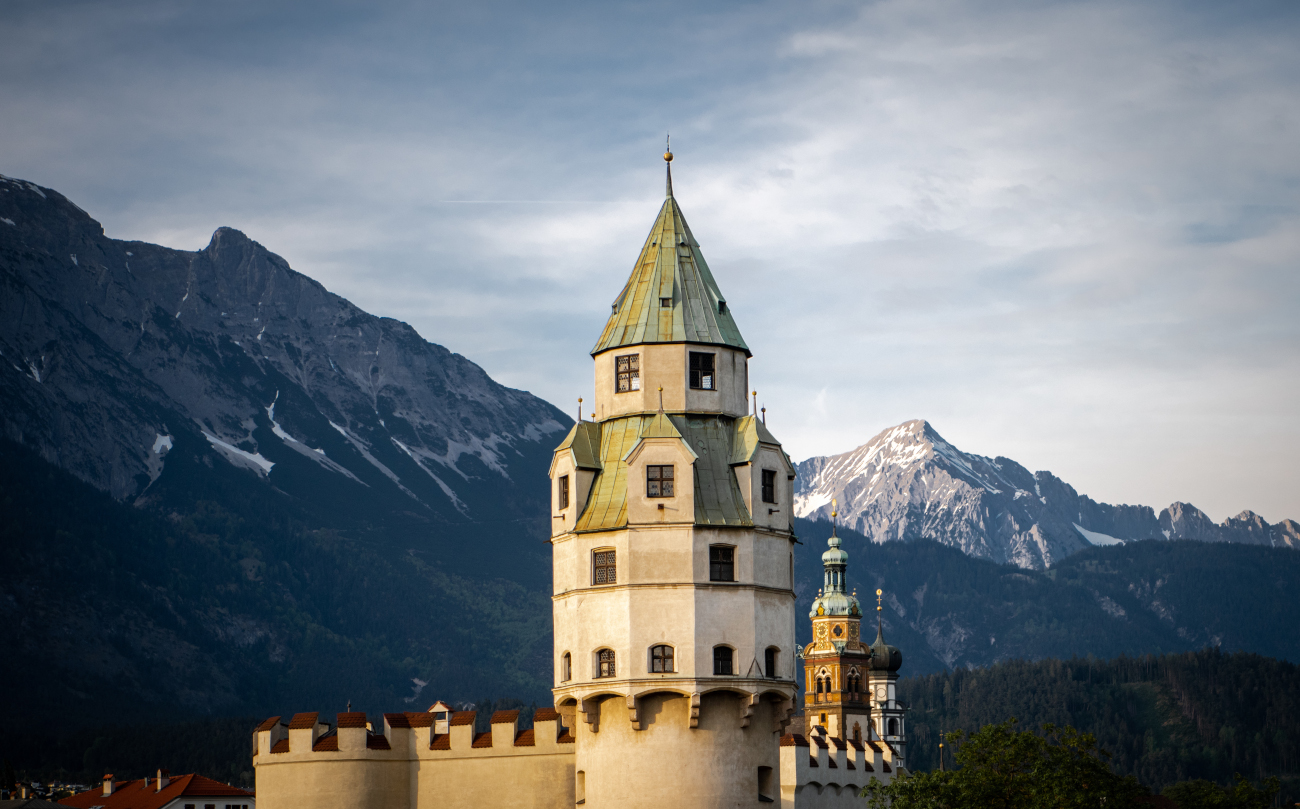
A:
865,595,907,768
549,152,799,807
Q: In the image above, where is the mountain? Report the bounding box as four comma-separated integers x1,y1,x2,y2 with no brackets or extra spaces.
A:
792,518,1300,675
794,420,1299,569
0,174,570,726
0,172,568,530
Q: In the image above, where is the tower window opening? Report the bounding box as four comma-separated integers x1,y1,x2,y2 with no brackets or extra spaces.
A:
593,549,616,585
709,545,734,582
650,644,674,673
764,647,777,678
888,717,899,736
713,645,734,676
615,353,641,392
761,469,776,503
660,296,672,308
596,649,616,678
718,301,727,314
557,475,569,510
562,652,572,682
853,722,862,743
689,351,715,390
757,766,774,803
646,465,674,497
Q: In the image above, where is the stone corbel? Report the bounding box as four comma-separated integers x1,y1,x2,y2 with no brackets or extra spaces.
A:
775,696,797,734
627,695,641,731
580,698,600,733
740,692,760,728
689,692,701,729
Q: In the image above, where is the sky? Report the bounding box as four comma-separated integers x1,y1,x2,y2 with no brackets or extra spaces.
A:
3,0,1298,524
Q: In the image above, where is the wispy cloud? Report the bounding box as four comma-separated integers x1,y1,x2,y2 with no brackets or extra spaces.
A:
1,0,1296,521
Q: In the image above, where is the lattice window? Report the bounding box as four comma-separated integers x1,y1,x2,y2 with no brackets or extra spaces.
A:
713,645,734,676
646,465,674,497
615,353,640,392
557,475,569,510
593,550,616,584
597,649,616,678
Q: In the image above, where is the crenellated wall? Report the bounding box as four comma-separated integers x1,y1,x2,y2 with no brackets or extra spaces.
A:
778,727,899,808
253,709,574,809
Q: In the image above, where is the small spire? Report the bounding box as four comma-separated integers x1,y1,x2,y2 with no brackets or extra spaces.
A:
831,498,838,538
577,397,583,422
658,385,664,411
752,390,758,416
761,405,766,424
664,134,674,198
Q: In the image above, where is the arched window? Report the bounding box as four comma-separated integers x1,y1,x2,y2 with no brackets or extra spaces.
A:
713,645,734,676
764,647,778,678
596,649,616,678
650,644,674,673
887,717,899,736
852,722,862,742
561,652,572,682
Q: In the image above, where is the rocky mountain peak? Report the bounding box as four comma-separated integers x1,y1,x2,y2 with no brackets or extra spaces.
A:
795,421,1297,569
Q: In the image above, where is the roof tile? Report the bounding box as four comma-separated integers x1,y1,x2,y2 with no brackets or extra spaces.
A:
514,728,536,747
449,711,476,726
490,710,520,724
288,711,319,729
471,732,493,748
255,716,282,732
366,734,391,750
336,712,367,729
533,708,560,721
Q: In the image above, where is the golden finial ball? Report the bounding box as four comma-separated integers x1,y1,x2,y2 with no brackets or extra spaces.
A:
876,589,883,596
664,151,673,162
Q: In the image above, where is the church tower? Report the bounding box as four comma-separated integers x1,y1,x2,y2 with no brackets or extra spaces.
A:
800,504,908,767
549,149,799,807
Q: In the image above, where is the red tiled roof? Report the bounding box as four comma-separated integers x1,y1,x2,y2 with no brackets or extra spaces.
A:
827,757,838,768
862,761,874,772
846,761,856,770
471,732,493,748
865,740,882,752
384,712,412,728
366,734,391,750
270,738,289,754
61,773,252,809
405,712,434,728
557,730,575,744
514,729,536,747
255,716,282,732
780,734,809,747
848,739,865,751
830,737,847,749
288,711,319,729
313,734,339,752
431,733,450,750
337,712,367,729
449,711,475,726
812,737,829,749
808,756,819,768
533,708,560,721
490,710,519,724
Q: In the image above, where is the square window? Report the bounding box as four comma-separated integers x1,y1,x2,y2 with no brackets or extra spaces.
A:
709,545,734,582
689,352,715,390
558,475,570,510
615,354,641,393
761,469,776,504
647,465,674,497
651,644,674,673
660,297,672,308
593,550,616,584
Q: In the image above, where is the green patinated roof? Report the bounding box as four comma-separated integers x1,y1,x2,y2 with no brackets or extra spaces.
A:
591,172,750,357
554,421,602,470
568,413,755,533
730,415,783,466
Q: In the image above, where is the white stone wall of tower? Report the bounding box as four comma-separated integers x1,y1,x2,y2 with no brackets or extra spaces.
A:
592,344,751,419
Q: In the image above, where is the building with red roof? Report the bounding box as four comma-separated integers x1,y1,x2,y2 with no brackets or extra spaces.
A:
59,772,252,809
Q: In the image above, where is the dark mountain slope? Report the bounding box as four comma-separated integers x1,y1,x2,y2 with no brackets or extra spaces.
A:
792,518,1300,676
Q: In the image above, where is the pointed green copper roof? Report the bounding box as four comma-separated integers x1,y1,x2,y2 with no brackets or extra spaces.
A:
591,165,750,357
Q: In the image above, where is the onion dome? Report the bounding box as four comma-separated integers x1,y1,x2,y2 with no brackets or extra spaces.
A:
809,524,861,618
869,617,903,673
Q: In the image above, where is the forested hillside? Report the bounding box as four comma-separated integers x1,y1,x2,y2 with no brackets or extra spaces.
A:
899,650,1300,802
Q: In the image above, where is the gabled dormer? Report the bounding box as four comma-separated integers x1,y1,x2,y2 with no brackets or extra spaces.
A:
550,421,602,536
621,410,697,526
731,415,796,532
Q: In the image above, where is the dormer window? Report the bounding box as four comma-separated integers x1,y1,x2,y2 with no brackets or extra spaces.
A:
718,301,727,314
660,297,672,308
761,469,776,503
689,352,715,390
615,353,640,392
646,465,674,497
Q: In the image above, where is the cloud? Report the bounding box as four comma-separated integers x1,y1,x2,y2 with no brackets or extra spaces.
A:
1,0,1297,522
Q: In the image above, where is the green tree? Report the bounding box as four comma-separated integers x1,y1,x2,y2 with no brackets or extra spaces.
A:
861,719,1149,809
1162,774,1280,809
